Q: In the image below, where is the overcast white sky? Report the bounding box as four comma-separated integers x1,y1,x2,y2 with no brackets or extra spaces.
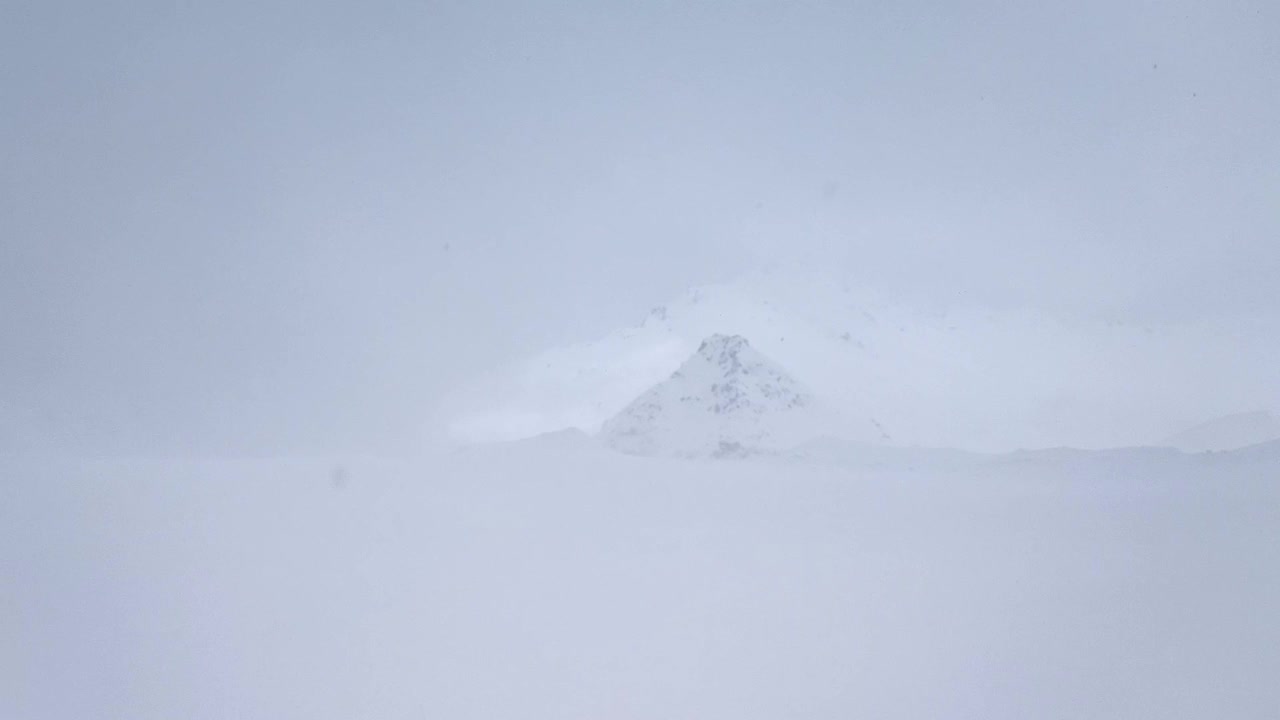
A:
2,0,1277,454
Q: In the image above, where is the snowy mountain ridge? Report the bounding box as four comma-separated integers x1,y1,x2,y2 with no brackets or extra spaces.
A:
1163,410,1280,452
440,269,1280,451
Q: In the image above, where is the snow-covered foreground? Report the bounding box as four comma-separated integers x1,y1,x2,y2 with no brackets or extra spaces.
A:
5,442,1279,719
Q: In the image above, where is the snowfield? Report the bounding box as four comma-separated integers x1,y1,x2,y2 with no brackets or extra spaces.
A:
5,441,1279,719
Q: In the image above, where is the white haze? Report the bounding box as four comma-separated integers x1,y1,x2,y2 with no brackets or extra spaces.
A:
3,2,1280,718
2,0,1278,455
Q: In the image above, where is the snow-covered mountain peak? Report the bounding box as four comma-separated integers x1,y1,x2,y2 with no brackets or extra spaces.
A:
678,333,810,415
599,334,828,457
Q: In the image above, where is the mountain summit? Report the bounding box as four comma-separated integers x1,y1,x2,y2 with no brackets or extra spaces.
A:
600,334,836,457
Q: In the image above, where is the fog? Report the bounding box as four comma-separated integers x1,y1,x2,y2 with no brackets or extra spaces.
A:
5,4,1280,718
3,1,1277,455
